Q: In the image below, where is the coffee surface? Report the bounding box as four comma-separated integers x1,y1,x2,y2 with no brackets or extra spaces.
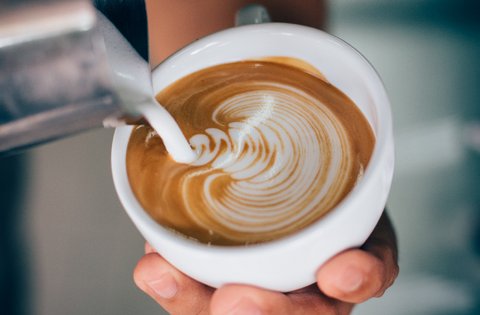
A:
127,60,375,245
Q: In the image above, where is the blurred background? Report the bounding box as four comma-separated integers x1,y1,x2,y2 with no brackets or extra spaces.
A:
1,0,479,314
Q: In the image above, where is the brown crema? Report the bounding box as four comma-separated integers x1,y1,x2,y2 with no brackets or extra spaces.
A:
127,59,375,245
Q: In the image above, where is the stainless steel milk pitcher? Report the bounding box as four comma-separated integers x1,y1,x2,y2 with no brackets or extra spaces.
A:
0,0,148,154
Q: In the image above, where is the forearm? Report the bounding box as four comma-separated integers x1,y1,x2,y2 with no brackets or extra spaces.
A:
146,0,326,66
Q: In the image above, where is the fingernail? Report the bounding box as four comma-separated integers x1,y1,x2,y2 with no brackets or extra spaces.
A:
337,267,364,293
226,298,262,315
146,273,178,299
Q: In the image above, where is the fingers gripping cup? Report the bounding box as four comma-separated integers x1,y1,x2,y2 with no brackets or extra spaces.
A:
111,5,394,291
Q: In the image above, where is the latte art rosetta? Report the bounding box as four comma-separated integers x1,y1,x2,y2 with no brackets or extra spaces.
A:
187,83,352,233
127,60,375,245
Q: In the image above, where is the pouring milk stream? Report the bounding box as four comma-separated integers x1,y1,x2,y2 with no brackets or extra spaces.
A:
98,12,196,164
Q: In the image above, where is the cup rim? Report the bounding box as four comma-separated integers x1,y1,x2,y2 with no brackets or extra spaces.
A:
112,22,393,255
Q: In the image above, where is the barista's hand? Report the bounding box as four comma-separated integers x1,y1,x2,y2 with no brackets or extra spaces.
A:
133,212,398,315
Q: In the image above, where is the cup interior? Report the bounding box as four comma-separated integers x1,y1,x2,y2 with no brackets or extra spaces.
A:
113,22,392,253
112,23,391,246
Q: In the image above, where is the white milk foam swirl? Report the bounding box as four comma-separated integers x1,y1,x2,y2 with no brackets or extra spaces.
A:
184,82,354,234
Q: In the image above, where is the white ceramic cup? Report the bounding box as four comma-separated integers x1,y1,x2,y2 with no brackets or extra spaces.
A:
111,22,394,292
